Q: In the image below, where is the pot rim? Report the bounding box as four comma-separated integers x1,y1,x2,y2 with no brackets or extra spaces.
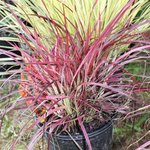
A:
37,113,116,141
53,120,113,141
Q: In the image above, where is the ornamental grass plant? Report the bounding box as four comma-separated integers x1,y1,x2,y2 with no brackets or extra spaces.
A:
0,0,150,149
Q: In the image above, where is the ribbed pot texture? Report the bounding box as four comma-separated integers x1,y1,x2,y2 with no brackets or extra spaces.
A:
48,121,113,150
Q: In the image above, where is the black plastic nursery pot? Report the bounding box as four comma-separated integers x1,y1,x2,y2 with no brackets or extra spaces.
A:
48,121,113,150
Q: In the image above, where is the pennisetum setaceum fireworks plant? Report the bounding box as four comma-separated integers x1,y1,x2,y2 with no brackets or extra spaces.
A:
0,0,150,149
